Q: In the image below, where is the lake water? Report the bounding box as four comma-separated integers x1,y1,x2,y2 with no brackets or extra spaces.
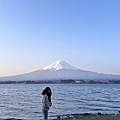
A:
0,84,120,120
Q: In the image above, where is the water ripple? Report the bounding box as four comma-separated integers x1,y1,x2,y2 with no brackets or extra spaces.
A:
0,84,120,119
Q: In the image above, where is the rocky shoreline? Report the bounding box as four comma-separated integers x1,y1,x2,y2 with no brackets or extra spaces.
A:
1,113,120,120
59,114,120,120
52,112,120,120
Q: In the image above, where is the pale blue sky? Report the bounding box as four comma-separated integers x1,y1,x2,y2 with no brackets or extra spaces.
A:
0,0,120,77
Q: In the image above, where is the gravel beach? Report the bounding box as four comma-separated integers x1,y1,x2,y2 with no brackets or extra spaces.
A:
59,114,120,120
1,114,120,120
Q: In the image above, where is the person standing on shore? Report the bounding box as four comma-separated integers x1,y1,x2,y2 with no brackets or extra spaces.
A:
42,87,52,120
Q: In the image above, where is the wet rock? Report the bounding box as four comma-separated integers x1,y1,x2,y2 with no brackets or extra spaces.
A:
57,116,61,120
82,113,92,116
98,112,102,115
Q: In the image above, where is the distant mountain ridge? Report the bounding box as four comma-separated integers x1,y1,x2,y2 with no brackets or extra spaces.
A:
0,60,120,81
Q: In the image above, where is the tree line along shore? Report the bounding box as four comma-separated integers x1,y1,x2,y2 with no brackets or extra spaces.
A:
0,79,120,84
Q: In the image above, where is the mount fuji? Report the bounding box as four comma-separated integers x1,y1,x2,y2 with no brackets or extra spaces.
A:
0,60,120,81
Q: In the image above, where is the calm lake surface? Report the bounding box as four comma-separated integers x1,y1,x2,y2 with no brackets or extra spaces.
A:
0,84,120,120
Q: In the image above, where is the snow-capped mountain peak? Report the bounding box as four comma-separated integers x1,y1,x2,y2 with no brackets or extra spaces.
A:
1,60,120,81
42,60,78,70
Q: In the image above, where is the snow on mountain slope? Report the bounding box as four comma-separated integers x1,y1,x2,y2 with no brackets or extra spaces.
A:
41,60,78,70
0,60,120,81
